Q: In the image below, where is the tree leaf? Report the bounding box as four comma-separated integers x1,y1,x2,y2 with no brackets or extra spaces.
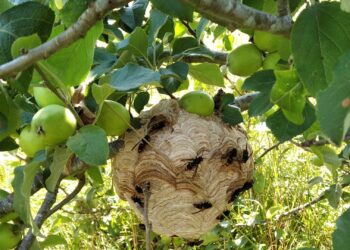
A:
150,0,193,21
12,153,46,232
110,63,161,91
36,22,102,87
45,147,72,192
148,8,168,43
60,0,93,27
134,91,150,113
91,83,115,105
67,125,109,166
172,37,199,55
333,208,350,250
160,61,189,80
311,146,342,168
189,63,224,87
316,52,350,145
341,0,350,13
270,70,305,125
325,184,342,208
242,70,275,117
0,0,12,14
119,0,149,30
292,2,350,96
0,137,19,151
196,17,209,40
39,234,67,248
117,27,148,59
0,1,54,64
221,105,243,126
86,166,104,186
266,102,316,142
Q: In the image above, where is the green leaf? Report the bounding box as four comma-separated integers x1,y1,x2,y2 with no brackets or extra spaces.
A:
270,70,305,124
160,61,189,80
333,208,350,250
45,147,71,192
0,0,12,14
12,154,45,231
67,125,109,166
0,89,21,141
189,63,224,87
221,105,243,126
242,70,275,117
148,9,168,43
110,64,161,91
39,22,103,86
117,27,148,59
316,53,350,145
253,172,266,193
196,17,209,40
86,166,104,186
91,83,115,105
150,0,193,21
172,37,199,55
134,92,150,113
119,0,148,30
60,0,93,27
325,184,342,208
291,2,350,96
39,234,67,248
266,102,316,142
311,146,342,168
0,1,54,64
0,137,19,151
11,34,41,58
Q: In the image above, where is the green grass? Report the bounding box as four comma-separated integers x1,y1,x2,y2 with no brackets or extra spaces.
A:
0,124,347,249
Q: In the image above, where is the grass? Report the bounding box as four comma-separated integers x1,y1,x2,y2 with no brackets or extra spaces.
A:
0,120,347,250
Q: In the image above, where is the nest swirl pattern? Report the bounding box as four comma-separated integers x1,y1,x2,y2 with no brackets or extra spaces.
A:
112,99,254,239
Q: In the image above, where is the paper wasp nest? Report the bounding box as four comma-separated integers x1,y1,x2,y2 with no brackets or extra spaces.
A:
112,99,254,239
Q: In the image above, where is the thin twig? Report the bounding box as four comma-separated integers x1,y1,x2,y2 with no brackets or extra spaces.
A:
142,183,152,250
46,176,86,218
34,63,85,127
18,190,59,250
255,142,282,162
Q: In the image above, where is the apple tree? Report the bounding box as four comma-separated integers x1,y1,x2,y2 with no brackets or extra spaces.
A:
0,0,350,249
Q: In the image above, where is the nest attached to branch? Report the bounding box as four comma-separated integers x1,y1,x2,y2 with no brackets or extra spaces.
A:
112,99,254,239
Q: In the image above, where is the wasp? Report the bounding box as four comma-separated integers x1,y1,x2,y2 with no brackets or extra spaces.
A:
228,181,253,203
132,134,151,153
184,155,203,178
216,210,231,220
149,120,166,133
131,195,144,208
193,201,212,214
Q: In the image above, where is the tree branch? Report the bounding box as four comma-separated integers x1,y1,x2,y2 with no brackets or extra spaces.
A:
181,0,292,35
18,190,59,250
277,0,290,17
0,140,124,218
0,0,130,78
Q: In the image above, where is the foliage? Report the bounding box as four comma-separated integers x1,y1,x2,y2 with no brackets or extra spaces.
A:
0,0,349,249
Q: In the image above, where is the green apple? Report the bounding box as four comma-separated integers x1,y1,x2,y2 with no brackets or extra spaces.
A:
33,85,74,107
96,100,130,136
19,126,45,157
0,223,22,249
179,91,214,116
32,105,77,146
254,31,284,53
11,34,41,58
227,44,263,77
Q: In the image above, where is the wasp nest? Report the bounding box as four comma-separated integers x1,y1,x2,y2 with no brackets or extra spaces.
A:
112,99,254,239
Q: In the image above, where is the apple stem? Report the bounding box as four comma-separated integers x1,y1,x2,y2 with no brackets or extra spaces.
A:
33,63,85,127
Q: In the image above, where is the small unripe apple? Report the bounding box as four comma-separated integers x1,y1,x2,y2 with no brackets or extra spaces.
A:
33,85,74,107
19,126,45,157
31,105,77,146
253,31,282,52
96,100,130,136
0,223,22,249
227,44,263,77
179,91,214,116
